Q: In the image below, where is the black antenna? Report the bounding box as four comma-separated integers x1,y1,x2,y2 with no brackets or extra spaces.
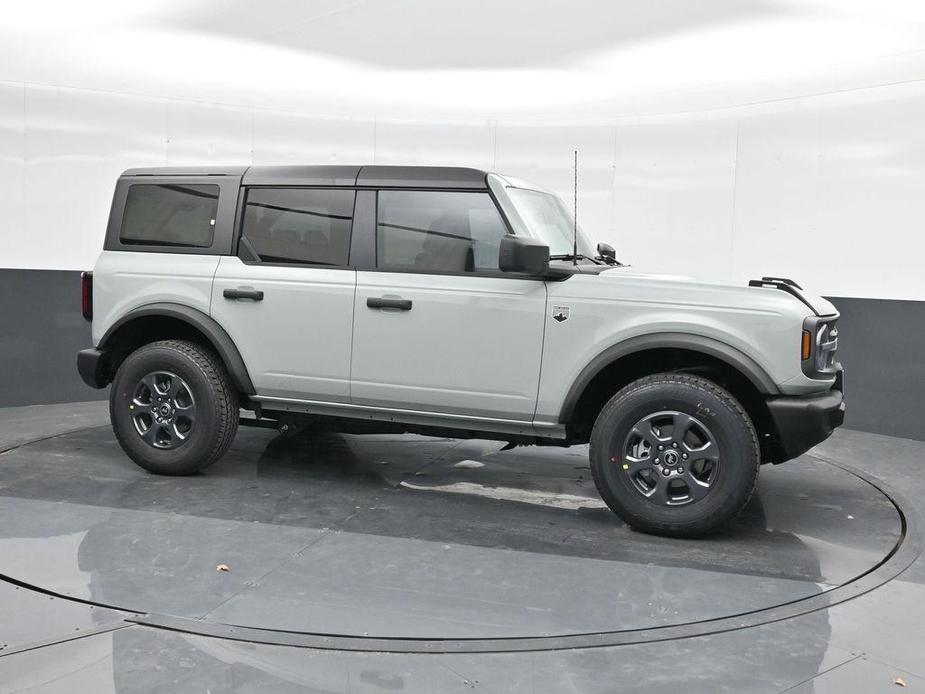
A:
573,149,578,265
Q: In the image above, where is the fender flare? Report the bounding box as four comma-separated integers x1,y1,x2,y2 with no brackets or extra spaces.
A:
558,332,779,424
99,302,256,395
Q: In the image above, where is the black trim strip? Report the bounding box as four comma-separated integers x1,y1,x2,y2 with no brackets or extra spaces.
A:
0,622,134,659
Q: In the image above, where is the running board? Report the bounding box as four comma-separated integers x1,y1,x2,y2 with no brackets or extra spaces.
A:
249,396,567,439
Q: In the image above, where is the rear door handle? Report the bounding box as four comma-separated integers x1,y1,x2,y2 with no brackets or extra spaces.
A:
223,287,264,301
367,297,412,311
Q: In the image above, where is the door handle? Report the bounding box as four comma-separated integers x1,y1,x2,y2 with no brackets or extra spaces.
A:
367,296,412,311
223,287,264,301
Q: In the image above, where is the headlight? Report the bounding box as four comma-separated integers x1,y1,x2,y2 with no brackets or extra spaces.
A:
801,316,839,377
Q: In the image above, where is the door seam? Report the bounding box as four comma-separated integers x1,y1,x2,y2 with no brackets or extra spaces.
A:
347,271,358,404
531,282,551,426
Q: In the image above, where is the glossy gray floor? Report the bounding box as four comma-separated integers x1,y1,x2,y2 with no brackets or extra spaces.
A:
0,402,922,692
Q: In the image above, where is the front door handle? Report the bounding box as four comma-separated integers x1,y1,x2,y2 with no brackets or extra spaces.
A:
367,297,412,311
223,287,264,301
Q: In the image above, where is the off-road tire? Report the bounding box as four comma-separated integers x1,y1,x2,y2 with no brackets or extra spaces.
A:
589,373,759,537
110,340,239,475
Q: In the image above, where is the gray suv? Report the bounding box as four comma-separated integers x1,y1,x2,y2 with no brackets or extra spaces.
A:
77,165,845,537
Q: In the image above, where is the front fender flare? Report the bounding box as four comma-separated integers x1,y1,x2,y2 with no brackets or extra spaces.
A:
558,332,780,424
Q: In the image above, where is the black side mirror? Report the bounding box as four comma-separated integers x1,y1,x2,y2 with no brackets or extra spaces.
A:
499,235,550,275
597,242,617,264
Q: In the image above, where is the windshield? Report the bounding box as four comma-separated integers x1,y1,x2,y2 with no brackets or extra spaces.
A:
505,187,594,258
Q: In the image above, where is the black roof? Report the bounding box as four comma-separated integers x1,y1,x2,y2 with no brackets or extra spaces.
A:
120,165,489,189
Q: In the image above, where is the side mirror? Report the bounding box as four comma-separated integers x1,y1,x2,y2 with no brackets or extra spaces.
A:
597,242,617,264
499,235,550,275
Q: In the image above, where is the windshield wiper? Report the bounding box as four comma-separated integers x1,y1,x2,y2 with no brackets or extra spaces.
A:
549,253,601,264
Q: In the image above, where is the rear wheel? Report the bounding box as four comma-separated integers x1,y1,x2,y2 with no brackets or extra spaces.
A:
589,373,759,537
109,340,239,475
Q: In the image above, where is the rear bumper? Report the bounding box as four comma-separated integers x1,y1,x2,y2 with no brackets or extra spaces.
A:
77,348,110,389
765,369,845,462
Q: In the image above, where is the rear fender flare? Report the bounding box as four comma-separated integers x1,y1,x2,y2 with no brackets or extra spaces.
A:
100,302,255,395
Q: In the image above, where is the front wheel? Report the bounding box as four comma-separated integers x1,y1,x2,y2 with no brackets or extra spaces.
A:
589,373,759,537
109,340,239,475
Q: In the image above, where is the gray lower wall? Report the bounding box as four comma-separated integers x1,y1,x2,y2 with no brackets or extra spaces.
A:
0,270,921,441
824,296,925,441
0,269,107,408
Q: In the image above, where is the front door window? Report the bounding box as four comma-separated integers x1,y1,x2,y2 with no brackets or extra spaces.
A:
376,190,508,274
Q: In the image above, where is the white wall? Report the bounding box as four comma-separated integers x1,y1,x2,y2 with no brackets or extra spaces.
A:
3,78,924,301
2,1,925,302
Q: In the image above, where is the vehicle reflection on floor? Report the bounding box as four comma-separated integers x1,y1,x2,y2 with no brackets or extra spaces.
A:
0,410,920,693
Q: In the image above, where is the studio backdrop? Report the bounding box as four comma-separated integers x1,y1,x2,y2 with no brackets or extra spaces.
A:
1,1,922,439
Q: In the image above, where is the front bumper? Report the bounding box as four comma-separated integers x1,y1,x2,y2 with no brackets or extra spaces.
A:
77,348,110,389
765,368,845,462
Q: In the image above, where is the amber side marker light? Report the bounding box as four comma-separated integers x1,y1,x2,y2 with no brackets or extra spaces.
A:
801,330,812,360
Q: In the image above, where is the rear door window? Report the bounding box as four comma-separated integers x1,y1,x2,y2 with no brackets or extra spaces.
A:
240,188,355,266
120,184,219,248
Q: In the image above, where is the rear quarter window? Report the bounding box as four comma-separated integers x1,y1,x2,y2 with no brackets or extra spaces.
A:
120,184,220,248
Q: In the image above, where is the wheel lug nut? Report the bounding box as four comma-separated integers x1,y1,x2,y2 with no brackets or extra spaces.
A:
682,453,688,459
678,467,684,473
662,468,670,476
654,458,660,464
672,442,678,448
658,445,664,451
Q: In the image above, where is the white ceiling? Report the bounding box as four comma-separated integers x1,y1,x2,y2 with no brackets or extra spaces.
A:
2,0,925,117
148,0,784,70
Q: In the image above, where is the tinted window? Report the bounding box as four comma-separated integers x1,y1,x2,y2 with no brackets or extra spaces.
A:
241,188,355,266
120,184,219,247
377,191,508,273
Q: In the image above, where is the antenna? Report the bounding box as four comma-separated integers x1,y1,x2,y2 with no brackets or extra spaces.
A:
573,149,578,265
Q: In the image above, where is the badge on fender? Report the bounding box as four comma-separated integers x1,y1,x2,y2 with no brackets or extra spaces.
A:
552,306,570,322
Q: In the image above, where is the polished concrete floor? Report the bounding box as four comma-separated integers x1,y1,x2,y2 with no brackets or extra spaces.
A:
0,402,923,692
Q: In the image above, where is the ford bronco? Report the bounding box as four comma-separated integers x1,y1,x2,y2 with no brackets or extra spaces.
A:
77,165,844,537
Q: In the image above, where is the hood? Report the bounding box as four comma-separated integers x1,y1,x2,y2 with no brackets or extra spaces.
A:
594,267,838,317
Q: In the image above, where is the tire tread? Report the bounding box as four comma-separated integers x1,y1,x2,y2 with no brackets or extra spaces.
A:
109,339,238,475
589,373,759,537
